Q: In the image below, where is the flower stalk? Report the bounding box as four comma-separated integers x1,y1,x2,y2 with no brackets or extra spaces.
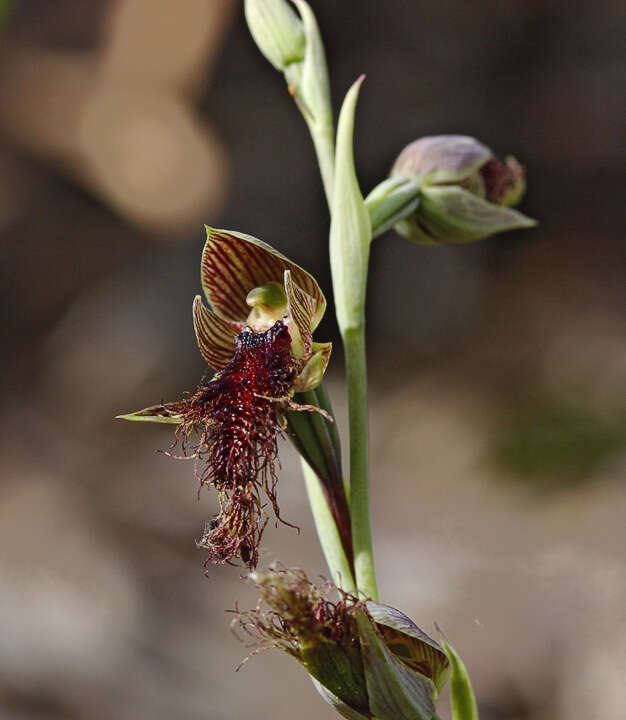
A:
329,77,377,601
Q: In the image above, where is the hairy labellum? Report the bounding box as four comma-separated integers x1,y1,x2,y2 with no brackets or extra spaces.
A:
177,321,298,568
232,566,366,667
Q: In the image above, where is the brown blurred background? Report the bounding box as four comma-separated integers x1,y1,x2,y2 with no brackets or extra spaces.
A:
0,1,624,718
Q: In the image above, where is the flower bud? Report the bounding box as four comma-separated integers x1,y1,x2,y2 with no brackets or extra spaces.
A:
244,0,305,72
389,134,536,244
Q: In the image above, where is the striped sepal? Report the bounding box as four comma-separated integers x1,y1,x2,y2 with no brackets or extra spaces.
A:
116,401,186,424
192,295,238,370
367,602,450,694
284,269,316,359
201,227,326,329
356,610,438,720
311,341,332,374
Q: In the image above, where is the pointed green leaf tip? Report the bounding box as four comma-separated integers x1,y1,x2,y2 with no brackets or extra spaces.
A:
436,625,480,720
116,402,185,424
329,75,372,334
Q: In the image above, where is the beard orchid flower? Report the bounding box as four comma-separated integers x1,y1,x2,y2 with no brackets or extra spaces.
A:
233,566,452,720
119,228,332,569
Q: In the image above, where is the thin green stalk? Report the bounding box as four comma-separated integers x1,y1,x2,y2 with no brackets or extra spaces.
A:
343,324,378,601
309,123,335,209
293,386,354,570
301,458,355,589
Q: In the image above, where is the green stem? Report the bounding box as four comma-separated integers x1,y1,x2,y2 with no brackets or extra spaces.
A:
343,324,378,601
308,121,335,209
298,387,354,569
301,458,355,589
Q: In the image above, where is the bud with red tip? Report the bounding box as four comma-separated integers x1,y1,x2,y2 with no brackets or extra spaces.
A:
368,134,536,244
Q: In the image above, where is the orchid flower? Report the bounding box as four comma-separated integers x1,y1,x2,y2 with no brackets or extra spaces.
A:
234,566,452,720
119,228,333,569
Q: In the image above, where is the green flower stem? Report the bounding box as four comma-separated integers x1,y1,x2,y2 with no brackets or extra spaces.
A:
312,381,343,482
297,386,354,570
309,124,335,209
302,457,355,589
343,323,378,601
365,177,422,239
290,0,335,209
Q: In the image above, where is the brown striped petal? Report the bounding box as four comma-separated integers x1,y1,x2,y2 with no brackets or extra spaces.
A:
284,269,315,359
201,227,326,329
192,295,239,370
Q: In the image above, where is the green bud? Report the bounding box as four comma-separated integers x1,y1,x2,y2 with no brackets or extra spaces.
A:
244,0,305,72
392,135,492,186
389,135,536,244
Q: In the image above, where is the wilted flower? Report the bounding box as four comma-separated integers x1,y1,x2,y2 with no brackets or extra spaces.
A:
386,134,536,244
234,566,450,720
119,228,332,569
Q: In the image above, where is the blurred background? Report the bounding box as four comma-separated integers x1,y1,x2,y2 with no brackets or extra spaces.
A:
0,0,624,718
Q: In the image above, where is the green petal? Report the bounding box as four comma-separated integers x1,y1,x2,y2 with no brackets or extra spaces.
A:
116,402,185,424
192,295,238,370
300,637,370,719
311,678,370,720
357,611,437,720
367,602,450,694
292,342,332,393
391,135,492,185
417,185,537,243
201,226,326,329
438,630,479,720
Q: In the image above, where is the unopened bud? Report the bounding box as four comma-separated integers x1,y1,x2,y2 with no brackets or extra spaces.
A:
389,134,535,244
244,0,305,72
